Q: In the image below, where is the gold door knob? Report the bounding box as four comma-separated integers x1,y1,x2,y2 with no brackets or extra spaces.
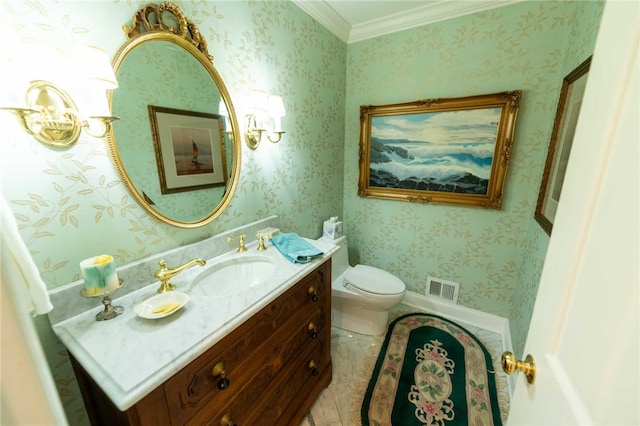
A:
501,351,536,384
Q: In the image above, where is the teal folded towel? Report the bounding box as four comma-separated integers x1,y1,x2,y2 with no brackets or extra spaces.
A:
271,233,324,264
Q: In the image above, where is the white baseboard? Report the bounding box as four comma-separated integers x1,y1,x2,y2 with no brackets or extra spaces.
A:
401,291,515,396
402,291,509,335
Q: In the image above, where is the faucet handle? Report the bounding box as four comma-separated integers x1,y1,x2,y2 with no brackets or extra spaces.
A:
256,231,274,251
256,233,266,251
226,234,247,252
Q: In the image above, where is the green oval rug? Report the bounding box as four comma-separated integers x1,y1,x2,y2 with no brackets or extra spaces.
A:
361,313,504,426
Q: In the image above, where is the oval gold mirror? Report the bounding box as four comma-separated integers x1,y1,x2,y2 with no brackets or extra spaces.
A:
107,2,240,228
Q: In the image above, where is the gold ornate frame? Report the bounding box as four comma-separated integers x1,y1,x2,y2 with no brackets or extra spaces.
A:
535,57,591,235
358,91,521,209
107,2,241,228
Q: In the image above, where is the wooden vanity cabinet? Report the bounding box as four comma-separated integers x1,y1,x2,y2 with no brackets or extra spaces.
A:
71,260,332,426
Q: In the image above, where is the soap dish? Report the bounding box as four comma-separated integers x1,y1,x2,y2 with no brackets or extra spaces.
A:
134,291,190,319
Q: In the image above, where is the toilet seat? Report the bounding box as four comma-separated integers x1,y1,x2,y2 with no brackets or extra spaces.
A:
344,265,405,296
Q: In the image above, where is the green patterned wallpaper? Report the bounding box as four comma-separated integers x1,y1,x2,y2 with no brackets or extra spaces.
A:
509,0,604,356
0,0,602,423
1,0,345,289
1,1,345,423
343,0,603,357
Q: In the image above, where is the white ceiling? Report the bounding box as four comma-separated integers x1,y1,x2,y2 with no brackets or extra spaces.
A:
292,0,521,43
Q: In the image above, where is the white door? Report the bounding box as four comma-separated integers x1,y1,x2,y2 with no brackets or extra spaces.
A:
507,1,639,425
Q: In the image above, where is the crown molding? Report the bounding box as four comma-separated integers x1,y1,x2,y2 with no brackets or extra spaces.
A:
293,0,523,44
292,0,351,42
350,1,520,43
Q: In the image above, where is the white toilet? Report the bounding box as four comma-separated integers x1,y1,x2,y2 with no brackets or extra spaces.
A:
319,235,406,335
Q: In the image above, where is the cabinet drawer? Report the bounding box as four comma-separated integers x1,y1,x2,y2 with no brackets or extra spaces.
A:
164,263,329,425
247,334,331,426
187,307,327,426
204,335,330,426
188,312,324,426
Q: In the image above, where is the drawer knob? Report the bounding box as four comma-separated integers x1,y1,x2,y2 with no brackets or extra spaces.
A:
220,413,237,426
308,360,319,377
212,362,230,390
308,322,318,339
307,285,319,302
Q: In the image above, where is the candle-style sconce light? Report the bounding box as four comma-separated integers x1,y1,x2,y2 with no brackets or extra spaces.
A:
243,89,285,150
1,45,119,149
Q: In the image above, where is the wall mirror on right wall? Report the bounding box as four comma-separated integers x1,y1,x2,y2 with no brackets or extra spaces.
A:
107,2,241,228
535,56,592,235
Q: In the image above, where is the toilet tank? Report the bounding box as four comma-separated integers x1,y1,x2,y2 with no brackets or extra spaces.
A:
319,236,349,280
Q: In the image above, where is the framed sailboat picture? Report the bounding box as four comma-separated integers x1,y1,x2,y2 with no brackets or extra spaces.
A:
357,91,521,209
148,105,228,194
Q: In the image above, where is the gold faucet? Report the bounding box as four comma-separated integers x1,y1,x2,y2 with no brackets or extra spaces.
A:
226,234,247,252
154,258,206,293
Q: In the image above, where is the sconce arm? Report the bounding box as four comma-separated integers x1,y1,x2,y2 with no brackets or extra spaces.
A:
266,131,285,144
0,108,39,135
83,116,120,138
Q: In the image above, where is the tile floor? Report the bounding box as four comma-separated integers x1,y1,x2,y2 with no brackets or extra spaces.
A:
300,303,510,426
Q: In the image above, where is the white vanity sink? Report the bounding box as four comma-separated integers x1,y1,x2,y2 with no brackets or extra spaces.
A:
50,233,338,412
190,254,276,296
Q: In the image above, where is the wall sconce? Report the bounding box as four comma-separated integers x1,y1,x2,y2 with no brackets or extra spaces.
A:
1,45,119,149
243,89,285,150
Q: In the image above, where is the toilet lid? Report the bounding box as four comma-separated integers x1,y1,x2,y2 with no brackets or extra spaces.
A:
345,265,405,295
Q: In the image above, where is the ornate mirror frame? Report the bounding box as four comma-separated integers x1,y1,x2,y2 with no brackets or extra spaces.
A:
107,2,241,228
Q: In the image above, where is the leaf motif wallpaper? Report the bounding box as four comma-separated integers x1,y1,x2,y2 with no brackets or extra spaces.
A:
343,0,603,358
1,1,345,422
0,0,602,423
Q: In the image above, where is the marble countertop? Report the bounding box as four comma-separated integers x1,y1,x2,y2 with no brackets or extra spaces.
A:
52,238,337,411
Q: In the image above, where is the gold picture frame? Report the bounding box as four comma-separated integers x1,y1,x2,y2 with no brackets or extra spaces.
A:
358,91,522,209
149,105,228,194
535,57,591,235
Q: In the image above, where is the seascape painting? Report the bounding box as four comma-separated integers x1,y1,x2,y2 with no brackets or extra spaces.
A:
369,108,501,195
357,91,522,209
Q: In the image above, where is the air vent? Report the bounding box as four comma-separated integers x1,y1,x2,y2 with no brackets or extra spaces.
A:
425,276,459,304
